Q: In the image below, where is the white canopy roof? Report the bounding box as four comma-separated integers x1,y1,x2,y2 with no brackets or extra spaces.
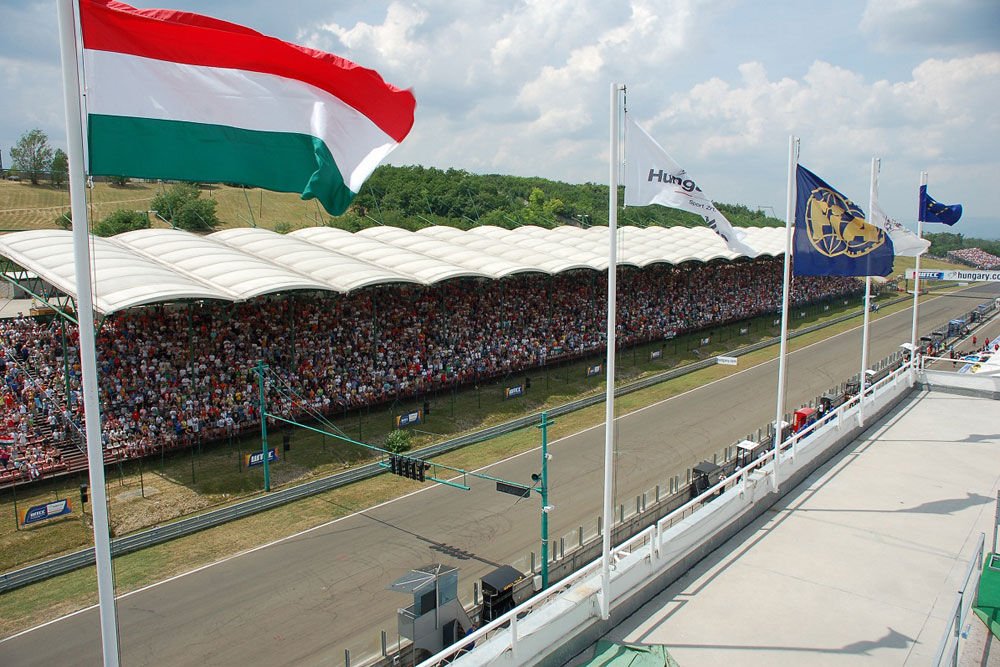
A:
0,225,785,315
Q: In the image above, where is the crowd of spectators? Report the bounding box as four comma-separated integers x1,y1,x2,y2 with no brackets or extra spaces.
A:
947,248,1000,270
0,257,861,481
0,319,69,484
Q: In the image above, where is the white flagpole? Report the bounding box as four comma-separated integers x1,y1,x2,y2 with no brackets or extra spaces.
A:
772,135,797,492
57,1,120,664
600,82,622,621
910,171,928,370
858,157,878,426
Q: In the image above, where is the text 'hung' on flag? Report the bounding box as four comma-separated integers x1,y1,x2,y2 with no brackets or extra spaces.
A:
79,0,416,215
623,118,760,257
793,165,894,277
919,185,963,225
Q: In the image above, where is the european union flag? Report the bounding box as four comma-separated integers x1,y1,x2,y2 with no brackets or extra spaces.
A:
793,165,894,277
919,185,962,225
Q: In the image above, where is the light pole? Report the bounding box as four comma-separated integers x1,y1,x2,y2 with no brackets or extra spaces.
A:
533,412,553,589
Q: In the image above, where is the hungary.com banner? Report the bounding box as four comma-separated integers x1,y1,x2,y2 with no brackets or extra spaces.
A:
907,269,1000,282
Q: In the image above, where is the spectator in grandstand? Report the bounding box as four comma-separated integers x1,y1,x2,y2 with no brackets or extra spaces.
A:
947,248,1000,270
0,256,863,480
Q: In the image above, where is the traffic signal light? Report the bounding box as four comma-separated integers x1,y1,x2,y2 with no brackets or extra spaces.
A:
387,454,428,481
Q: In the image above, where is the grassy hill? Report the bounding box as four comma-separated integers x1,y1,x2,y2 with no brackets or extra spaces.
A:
0,179,328,232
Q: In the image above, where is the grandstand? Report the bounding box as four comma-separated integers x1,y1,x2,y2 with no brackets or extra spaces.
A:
0,225,866,488
948,247,1000,270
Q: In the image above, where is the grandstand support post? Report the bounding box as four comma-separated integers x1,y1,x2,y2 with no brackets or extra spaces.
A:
58,0,120,662
60,319,72,407
11,480,18,531
257,360,270,492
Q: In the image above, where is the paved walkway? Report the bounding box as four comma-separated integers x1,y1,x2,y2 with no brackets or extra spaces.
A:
584,390,1000,666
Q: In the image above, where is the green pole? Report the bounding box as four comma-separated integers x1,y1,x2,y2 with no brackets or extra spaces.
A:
257,360,270,492
60,318,73,408
538,411,551,589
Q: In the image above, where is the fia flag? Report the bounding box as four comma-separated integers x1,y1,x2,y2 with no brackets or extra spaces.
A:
624,118,759,257
919,185,962,225
80,0,415,215
794,165,894,276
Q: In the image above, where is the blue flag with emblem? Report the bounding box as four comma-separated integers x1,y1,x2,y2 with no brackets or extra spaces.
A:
919,185,962,225
793,165,894,277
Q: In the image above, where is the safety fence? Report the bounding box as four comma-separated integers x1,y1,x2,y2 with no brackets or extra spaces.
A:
417,359,916,666
932,533,986,667
0,296,895,594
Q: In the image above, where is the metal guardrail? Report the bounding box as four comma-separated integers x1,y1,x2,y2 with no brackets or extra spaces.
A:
932,532,985,667
0,296,906,594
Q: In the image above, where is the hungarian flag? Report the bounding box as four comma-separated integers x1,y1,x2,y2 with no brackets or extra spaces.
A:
79,0,416,215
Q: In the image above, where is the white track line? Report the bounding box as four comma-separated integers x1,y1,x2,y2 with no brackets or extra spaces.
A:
0,292,949,642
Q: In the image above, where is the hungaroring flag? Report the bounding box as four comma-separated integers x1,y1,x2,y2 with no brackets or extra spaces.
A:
79,0,416,215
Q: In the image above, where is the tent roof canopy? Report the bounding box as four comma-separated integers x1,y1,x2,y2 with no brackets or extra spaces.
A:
0,225,786,316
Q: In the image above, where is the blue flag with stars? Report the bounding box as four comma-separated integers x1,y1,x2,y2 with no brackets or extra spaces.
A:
919,185,962,225
793,165,894,277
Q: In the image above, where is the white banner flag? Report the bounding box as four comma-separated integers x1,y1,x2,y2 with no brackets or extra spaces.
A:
869,201,930,257
624,117,759,257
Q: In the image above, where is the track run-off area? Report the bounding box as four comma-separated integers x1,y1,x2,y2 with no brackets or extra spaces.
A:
2,283,998,666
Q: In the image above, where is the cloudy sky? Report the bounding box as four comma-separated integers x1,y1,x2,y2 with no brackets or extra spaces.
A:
2,0,998,238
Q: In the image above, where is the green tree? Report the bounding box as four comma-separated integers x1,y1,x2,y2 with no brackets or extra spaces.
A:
10,129,54,185
54,211,72,230
172,197,219,232
384,429,412,454
107,175,130,187
49,149,68,187
92,209,150,236
150,183,220,232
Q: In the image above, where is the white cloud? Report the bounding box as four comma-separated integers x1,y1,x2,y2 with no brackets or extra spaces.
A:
313,3,429,69
0,0,996,236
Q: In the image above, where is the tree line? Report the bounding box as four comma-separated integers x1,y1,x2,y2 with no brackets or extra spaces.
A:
5,128,998,255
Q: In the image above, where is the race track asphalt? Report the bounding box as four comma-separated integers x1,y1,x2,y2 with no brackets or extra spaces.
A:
2,284,997,666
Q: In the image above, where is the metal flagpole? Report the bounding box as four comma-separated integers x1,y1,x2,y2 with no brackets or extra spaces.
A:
773,135,797,493
600,82,622,621
858,158,879,426
56,1,121,664
910,171,928,371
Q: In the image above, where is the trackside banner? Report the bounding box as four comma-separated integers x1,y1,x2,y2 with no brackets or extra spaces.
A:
245,448,279,467
19,499,72,527
907,270,1000,282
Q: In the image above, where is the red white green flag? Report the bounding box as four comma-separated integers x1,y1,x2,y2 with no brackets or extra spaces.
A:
79,0,416,215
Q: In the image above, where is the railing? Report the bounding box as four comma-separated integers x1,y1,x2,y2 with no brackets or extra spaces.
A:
418,358,916,666
932,533,985,667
